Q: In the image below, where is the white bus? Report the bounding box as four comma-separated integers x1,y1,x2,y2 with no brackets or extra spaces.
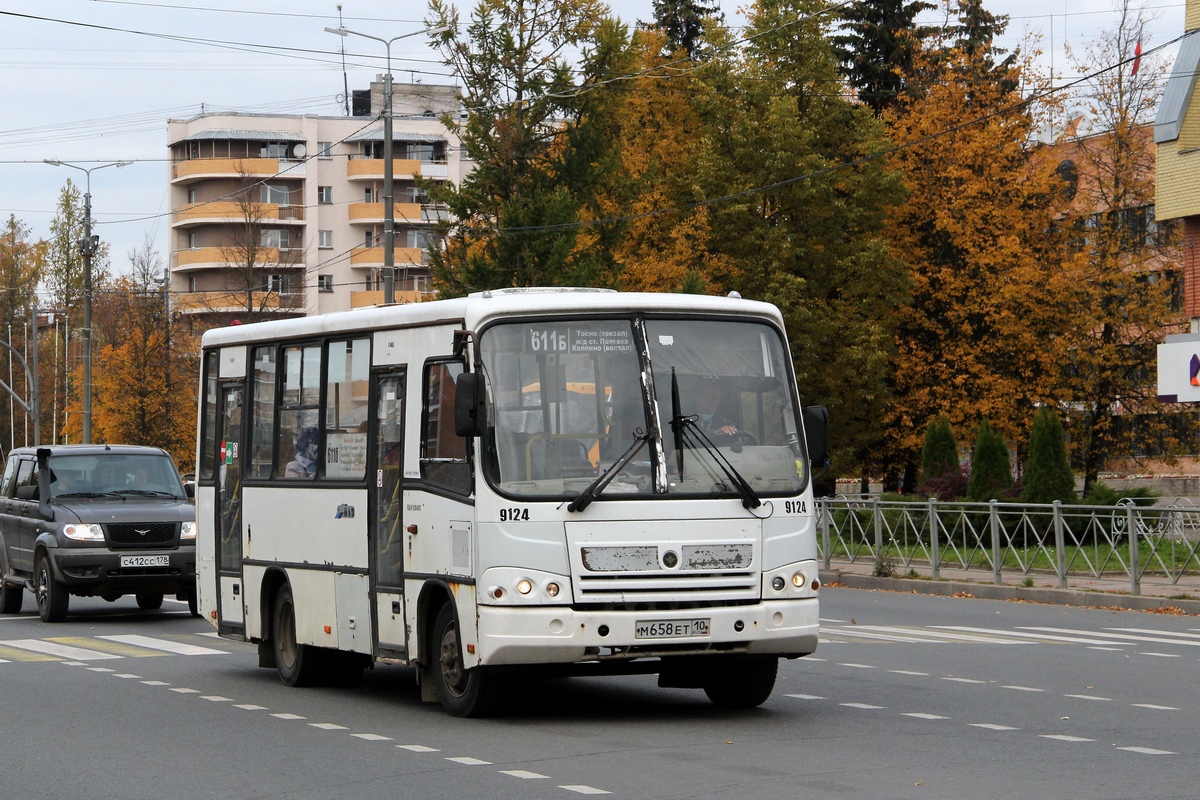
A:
196,288,828,716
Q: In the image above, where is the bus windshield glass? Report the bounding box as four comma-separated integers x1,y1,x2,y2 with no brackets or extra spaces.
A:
480,316,804,499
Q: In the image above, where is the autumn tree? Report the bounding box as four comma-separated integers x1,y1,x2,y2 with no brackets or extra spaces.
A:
427,0,638,294
1056,0,1183,492
691,0,907,481
0,215,44,451
66,236,198,467
883,8,1075,491
832,0,936,115
598,28,735,294
965,419,1012,501
1021,406,1076,504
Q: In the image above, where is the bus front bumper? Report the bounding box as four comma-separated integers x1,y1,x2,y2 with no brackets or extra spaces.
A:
475,597,818,666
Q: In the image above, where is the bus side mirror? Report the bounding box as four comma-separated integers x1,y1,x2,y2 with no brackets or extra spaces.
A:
455,372,487,437
803,405,830,468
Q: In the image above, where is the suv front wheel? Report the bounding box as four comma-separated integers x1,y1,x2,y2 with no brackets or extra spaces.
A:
35,554,69,623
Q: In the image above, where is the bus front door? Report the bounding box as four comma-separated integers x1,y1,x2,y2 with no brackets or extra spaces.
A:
216,383,245,630
371,371,407,658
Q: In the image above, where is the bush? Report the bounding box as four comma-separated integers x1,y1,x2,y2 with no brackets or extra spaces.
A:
966,420,1013,501
1020,407,1077,505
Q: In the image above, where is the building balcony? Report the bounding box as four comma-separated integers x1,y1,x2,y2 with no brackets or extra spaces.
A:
346,157,424,180
350,290,433,308
346,202,434,225
172,202,306,227
349,246,426,266
171,247,303,271
171,157,305,183
173,290,305,315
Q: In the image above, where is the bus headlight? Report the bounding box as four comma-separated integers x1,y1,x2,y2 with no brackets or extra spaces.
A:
517,579,533,595
545,582,560,598
63,524,105,541
772,576,786,592
792,571,805,589
180,521,197,540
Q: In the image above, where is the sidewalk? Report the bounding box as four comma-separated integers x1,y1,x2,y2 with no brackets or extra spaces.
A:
819,558,1200,615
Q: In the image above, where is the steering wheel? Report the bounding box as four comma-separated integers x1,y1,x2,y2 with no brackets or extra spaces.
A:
710,430,757,447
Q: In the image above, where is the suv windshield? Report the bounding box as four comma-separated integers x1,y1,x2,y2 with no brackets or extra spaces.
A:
479,316,805,499
49,453,184,498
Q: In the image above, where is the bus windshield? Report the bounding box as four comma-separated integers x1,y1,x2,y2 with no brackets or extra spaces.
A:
479,316,804,499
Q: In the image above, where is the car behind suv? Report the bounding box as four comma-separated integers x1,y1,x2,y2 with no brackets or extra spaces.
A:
0,444,197,622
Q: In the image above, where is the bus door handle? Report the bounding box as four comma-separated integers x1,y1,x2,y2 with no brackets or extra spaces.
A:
407,524,418,535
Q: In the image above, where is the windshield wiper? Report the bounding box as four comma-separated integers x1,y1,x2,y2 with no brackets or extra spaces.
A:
113,489,178,497
670,421,761,511
53,491,122,499
567,429,655,513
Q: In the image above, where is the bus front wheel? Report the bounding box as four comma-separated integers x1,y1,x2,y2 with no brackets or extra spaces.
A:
273,585,325,687
432,604,492,717
701,655,779,708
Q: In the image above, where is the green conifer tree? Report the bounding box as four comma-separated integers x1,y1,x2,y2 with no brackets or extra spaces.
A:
966,419,1013,501
919,416,958,484
1020,407,1077,504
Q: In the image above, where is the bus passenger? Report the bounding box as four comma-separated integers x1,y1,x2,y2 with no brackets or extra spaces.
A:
285,428,319,477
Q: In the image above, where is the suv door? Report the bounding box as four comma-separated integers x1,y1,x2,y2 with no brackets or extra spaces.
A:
0,455,21,577
9,458,40,574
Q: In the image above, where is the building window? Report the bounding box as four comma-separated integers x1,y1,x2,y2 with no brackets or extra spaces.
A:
318,186,333,204
319,230,333,249
188,231,198,249
364,187,375,203
365,231,377,248
260,184,289,205
260,229,291,249
317,141,332,159
262,274,290,294
261,142,289,158
318,274,334,292
187,188,197,204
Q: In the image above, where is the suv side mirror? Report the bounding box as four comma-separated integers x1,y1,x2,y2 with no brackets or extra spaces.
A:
803,405,830,468
16,485,37,501
454,372,487,438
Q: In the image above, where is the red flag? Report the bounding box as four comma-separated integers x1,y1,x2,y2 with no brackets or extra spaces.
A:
1131,37,1142,76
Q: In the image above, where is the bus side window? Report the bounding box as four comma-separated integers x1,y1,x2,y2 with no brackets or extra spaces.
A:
421,360,471,494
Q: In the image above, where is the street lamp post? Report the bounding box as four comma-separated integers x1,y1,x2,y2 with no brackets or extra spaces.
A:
43,158,132,444
325,24,448,304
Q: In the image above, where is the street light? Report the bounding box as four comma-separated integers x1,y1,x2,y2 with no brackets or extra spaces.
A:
325,23,449,304
43,158,133,444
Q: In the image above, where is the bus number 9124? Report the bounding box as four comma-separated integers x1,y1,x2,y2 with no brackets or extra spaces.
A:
499,507,530,522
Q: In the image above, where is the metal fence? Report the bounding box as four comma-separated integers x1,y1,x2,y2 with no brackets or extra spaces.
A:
817,495,1200,595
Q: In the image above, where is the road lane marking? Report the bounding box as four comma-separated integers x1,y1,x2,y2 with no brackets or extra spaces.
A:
942,677,986,684
859,626,1028,644
170,687,200,694
1,639,121,661
272,713,306,720
446,756,491,765
559,786,610,795
785,694,825,700
141,680,170,686
890,670,929,676
1138,652,1181,658
936,626,1115,646
97,634,229,656
838,663,875,669
1107,628,1200,640
1065,694,1111,701
310,723,348,730
1131,704,1178,711
352,734,392,741
971,723,1019,731
1002,685,1044,692
1040,735,1094,742
1116,746,1176,755
235,704,267,710
903,713,948,720
1022,627,1200,648
201,695,232,702
501,770,549,779
841,703,885,709
397,745,439,752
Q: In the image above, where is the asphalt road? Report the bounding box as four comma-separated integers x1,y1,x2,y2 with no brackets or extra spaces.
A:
2,588,1196,800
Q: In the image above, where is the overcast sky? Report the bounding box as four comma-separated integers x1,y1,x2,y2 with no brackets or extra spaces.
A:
0,0,1188,286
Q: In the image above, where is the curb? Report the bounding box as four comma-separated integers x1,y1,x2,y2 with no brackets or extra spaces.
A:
819,570,1200,615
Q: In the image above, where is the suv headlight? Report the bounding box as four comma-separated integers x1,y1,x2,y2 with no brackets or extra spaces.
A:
63,524,105,542
180,521,197,540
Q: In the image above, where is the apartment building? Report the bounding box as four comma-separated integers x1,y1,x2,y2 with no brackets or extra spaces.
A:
1155,2,1200,326
166,82,466,326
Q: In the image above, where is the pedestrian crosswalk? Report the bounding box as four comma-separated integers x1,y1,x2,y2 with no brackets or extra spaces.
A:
819,621,1200,651
0,634,230,663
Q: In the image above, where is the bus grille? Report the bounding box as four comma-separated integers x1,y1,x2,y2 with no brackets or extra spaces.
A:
107,523,178,548
575,571,759,603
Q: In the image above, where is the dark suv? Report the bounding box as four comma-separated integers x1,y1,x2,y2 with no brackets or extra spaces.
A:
0,444,197,622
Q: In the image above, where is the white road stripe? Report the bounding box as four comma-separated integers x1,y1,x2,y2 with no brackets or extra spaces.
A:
170,688,200,694
397,745,439,752
446,756,491,765
1116,746,1176,755
903,713,948,720
1107,627,1200,640
838,663,875,669
942,677,986,684
235,705,267,710
858,626,1029,644
352,734,392,741
1139,652,1181,658
97,634,228,656
841,703,885,709
1065,694,1111,701
825,629,932,643
310,723,348,730
1002,685,1044,692
559,786,610,795
785,694,825,700
1040,735,1094,742
1131,704,1178,711
936,626,1116,646
971,723,1019,731
501,770,548,779
1021,627,1200,648
890,670,929,676
272,713,305,720
201,696,232,702
1,639,121,661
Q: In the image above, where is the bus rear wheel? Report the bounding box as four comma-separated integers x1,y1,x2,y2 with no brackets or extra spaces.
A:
273,585,325,687
701,655,779,709
432,604,492,717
